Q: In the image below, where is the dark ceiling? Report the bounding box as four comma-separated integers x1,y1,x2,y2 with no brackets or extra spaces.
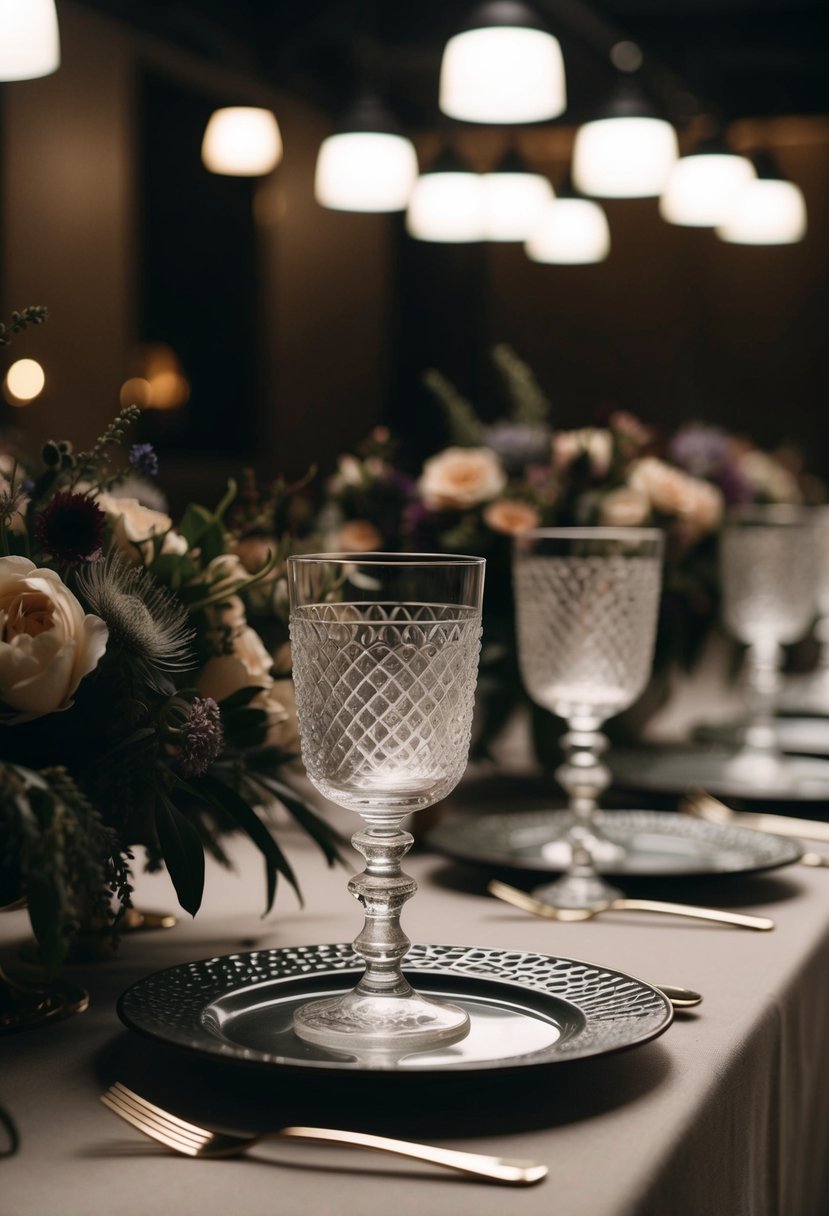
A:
80,0,829,126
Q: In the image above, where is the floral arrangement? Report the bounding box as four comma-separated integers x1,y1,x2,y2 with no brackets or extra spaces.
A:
320,344,819,755
0,308,342,970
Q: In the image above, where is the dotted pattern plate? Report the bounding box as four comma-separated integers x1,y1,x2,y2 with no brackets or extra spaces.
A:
117,943,672,1076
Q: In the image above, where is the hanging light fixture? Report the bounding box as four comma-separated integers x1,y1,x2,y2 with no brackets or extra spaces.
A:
201,108,283,176
526,175,610,263
660,134,756,227
0,0,60,81
482,147,553,241
716,151,807,245
439,2,566,124
573,78,677,198
315,96,417,212
406,148,486,243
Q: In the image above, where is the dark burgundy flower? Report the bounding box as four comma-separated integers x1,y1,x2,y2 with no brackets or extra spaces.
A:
178,697,223,777
36,491,105,562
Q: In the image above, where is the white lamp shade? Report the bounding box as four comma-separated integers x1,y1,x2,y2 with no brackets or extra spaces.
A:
716,178,807,245
573,116,678,198
407,172,486,242
201,108,282,176
660,153,756,226
0,0,60,81
440,26,566,123
526,197,610,263
482,172,553,240
315,132,418,212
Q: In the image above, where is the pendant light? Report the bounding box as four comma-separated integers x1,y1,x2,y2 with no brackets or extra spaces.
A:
526,175,610,264
0,0,60,81
573,78,677,198
406,148,485,243
315,96,418,212
716,151,807,245
660,134,756,227
439,2,566,124
201,108,283,176
482,147,553,241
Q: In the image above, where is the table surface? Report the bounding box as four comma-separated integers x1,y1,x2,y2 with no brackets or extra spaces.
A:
3,770,829,1216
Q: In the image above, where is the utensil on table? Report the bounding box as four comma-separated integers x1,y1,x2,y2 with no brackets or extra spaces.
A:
100,1083,547,1185
488,880,774,931
649,985,702,1009
683,789,829,848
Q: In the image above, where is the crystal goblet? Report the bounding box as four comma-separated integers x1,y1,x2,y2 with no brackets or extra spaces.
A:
781,506,829,714
288,553,484,1055
513,528,663,909
721,506,818,780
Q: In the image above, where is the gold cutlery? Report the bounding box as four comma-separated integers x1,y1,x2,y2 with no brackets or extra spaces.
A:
488,879,774,931
648,984,702,1009
683,789,829,847
100,1083,547,1185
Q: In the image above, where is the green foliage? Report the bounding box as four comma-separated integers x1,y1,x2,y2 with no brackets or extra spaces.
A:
491,344,552,427
422,369,486,447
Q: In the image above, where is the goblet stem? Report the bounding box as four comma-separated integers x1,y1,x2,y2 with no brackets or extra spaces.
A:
534,718,623,910
292,817,470,1055
743,640,782,756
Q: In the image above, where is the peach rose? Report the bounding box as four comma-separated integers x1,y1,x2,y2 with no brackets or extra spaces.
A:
628,458,723,537
418,447,507,510
0,556,108,723
737,450,802,504
552,428,613,478
334,520,383,552
96,493,187,561
599,487,651,527
483,499,541,536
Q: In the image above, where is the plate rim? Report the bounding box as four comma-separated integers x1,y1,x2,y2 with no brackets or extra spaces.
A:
117,941,674,1078
426,808,802,878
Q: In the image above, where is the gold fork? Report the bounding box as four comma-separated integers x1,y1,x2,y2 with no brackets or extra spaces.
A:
100,1083,547,1185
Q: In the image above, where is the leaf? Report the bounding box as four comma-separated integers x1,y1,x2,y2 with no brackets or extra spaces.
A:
257,775,347,868
154,796,205,916
0,1104,19,1157
199,522,226,564
24,872,67,975
218,686,269,714
178,503,214,547
195,774,301,912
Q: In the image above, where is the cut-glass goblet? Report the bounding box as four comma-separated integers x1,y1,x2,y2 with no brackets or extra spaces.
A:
513,527,663,909
288,553,484,1055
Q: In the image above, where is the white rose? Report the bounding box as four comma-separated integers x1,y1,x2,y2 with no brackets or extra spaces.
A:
418,447,507,510
0,556,108,722
552,428,613,478
599,487,651,527
737,450,802,504
96,493,186,561
628,458,723,538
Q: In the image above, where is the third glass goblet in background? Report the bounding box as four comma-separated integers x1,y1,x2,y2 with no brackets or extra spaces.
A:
513,527,663,910
720,506,817,781
781,505,829,715
288,552,484,1056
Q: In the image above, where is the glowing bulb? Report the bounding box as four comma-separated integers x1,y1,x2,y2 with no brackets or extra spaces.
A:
315,132,417,212
661,153,756,227
482,171,553,241
717,178,807,245
526,198,610,264
407,172,486,242
4,359,45,404
440,25,566,123
201,108,282,176
573,116,678,198
0,0,60,81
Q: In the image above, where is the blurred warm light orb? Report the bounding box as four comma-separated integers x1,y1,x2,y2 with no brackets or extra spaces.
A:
4,358,45,405
123,346,190,411
661,153,756,227
440,23,566,123
573,116,678,198
201,107,282,176
0,0,60,82
716,178,807,245
119,377,153,409
315,132,418,212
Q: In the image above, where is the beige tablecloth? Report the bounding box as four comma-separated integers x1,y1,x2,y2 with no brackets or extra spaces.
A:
3,783,829,1216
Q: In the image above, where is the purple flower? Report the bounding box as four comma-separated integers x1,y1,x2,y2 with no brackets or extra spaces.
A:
129,443,159,478
178,696,223,777
35,491,105,562
669,425,730,479
484,422,551,473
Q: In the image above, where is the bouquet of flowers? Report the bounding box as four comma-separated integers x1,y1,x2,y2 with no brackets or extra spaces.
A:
0,308,342,970
320,345,818,756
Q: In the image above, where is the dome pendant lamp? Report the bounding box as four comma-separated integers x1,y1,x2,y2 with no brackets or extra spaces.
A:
482,147,553,241
0,0,60,81
526,173,610,264
716,150,807,245
315,95,418,212
440,1,566,124
407,147,486,242
660,133,756,227
573,78,677,198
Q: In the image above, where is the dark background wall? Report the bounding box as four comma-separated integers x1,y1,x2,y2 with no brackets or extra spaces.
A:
1,1,826,504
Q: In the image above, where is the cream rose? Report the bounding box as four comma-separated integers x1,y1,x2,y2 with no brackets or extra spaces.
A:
552,428,613,478
418,447,507,510
628,458,723,537
334,520,383,551
599,487,651,527
96,493,187,561
737,450,802,504
0,556,108,722
483,499,541,536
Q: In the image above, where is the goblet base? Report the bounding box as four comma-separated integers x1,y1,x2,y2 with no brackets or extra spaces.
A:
531,872,623,911
292,990,470,1054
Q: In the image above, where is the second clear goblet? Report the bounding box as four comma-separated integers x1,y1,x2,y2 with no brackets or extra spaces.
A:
513,527,664,909
288,553,484,1055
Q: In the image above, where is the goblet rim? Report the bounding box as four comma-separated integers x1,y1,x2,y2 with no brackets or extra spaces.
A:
288,551,487,567
513,526,664,543
724,504,812,528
